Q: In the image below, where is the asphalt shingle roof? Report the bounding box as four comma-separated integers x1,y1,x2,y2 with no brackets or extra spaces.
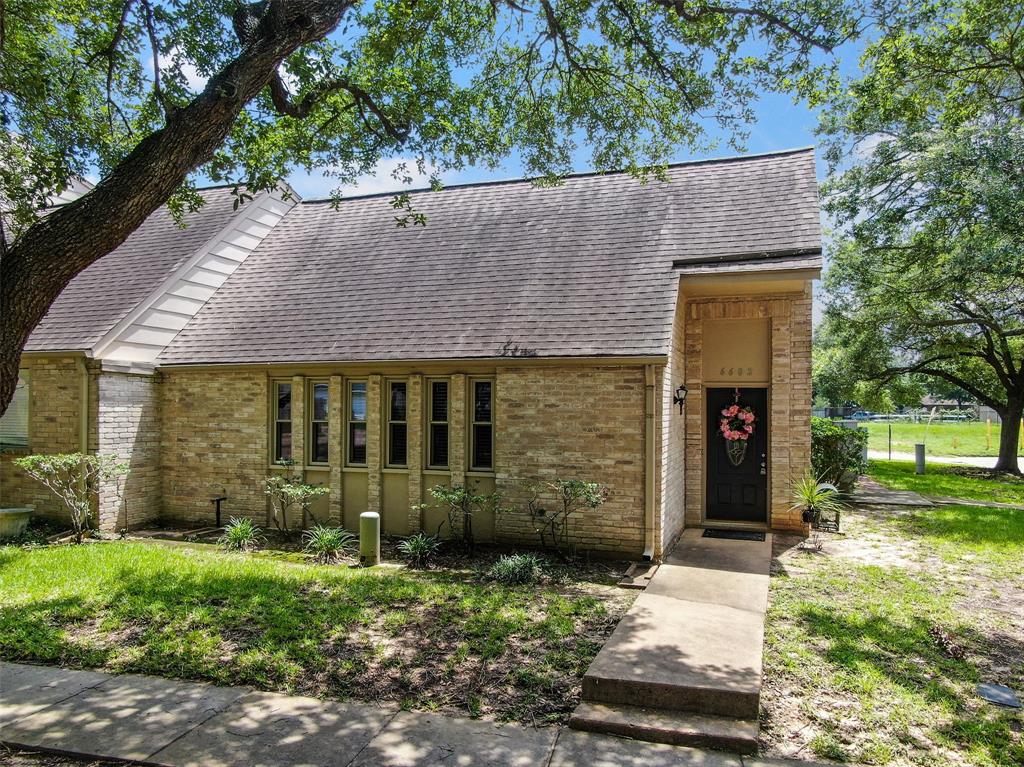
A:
25,186,243,352
156,147,821,365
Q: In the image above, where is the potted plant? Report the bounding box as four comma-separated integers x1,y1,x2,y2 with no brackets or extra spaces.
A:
791,471,844,531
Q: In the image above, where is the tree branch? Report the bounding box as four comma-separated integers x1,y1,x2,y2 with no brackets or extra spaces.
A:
650,1,836,53
267,71,410,141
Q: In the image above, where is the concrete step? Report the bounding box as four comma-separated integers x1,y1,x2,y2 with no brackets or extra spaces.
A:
580,592,763,718
569,701,758,755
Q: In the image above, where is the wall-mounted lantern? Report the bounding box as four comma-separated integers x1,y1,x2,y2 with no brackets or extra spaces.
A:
673,384,688,414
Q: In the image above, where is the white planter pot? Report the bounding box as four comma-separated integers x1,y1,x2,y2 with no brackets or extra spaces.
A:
0,507,33,539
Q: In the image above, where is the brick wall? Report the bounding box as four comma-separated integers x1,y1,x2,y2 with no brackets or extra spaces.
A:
158,365,652,557
1,357,87,521
493,365,648,557
160,369,268,526
683,291,813,533
96,370,161,529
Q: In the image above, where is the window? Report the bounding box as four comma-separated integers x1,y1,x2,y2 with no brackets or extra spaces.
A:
427,379,449,468
387,380,408,467
309,382,329,464
470,379,494,471
347,381,367,466
0,371,29,449
273,382,292,462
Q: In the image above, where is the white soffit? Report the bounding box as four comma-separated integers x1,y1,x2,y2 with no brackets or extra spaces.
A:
92,188,298,364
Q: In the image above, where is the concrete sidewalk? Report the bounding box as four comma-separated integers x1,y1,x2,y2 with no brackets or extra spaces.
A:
571,529,772,754
0,662,826,767
867,450,1001,469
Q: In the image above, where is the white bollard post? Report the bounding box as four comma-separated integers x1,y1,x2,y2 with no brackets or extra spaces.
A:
915,443,926,475
359,511,380,567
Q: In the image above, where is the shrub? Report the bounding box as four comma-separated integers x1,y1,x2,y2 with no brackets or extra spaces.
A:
265,463,330,533
487,553,545,585
13,453,129,544
810,417,867,492
218,517,265,551
526,478,609,555
428,483,505,551
397,532,443,568
302,525,356,563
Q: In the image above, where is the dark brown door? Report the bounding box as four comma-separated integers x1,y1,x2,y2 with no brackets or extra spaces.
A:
706,387,768,523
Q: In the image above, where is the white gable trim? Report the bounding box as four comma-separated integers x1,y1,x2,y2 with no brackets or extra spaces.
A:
92,188,298,364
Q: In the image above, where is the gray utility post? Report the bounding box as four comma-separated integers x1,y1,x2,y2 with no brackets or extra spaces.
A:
359,511,380,567
915,443,926,475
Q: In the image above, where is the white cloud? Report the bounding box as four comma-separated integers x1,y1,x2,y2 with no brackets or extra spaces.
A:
155,48,207,93
287,157,448,200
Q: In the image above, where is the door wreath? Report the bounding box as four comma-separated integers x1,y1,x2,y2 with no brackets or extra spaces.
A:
719,388,756,467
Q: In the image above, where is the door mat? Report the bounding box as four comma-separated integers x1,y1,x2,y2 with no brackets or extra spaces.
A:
702,528,766,542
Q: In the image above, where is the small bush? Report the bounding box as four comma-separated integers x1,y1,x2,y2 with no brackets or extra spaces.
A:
487,553,545,585
217,517,265,551
811,417,867,492
302,525,356,563
397,532,442,568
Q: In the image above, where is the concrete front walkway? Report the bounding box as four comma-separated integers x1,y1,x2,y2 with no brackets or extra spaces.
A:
0,661,830,767
571,529,772,753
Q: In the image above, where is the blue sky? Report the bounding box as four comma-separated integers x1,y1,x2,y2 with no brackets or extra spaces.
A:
284,29,868,200
285,85,830,199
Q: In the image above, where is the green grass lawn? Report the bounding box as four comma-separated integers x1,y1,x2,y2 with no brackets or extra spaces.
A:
0,541,629,724
868,460,1024,505
865,421,1023,458
764,504,1024,766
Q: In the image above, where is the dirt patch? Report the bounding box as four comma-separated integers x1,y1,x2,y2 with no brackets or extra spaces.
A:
763,504,1024,766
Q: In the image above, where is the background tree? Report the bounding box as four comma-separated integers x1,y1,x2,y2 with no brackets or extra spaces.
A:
818,0,1024,473
0,0,877,415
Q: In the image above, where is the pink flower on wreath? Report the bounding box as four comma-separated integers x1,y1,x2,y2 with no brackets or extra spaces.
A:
719,402,756,442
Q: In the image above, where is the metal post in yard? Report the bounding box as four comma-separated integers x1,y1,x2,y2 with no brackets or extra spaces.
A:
359,511,381,567
889,423,892,461
915,443,926,475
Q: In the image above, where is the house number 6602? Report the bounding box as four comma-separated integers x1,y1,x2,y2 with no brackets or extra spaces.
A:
720,366,754,377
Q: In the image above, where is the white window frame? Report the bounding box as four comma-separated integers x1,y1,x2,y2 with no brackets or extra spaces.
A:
0,370,30,451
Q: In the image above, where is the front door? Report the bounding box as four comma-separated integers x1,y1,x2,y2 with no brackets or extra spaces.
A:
706,387,768,523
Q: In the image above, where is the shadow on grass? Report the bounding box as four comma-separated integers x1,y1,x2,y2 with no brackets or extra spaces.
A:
790,602,1024,765
0,544,611,722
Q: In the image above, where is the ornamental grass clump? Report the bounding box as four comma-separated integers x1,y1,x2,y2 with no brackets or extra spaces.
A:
302,525,356,564
217,517,265,551
397,532,443,569
487,553,546,585
791,471,844,528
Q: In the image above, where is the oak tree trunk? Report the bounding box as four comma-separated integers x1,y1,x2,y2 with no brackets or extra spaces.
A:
993,400,1022,475
0,0,354,417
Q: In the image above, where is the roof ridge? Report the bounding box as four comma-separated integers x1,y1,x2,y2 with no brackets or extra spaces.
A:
297,146,816,204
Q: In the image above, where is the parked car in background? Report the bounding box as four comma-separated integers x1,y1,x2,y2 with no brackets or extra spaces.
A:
850,411,874,421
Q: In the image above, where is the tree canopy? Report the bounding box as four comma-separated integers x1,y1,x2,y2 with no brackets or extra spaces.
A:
818,0,1024,472
0,0,884,414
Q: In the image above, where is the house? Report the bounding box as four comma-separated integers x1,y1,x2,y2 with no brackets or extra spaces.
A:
0,148,820,559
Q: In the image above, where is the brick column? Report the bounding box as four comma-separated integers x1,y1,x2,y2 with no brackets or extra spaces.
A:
366,374,382,513
407,374,423,532
449,374,466,487
290,376,305,476
328,375,343,525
